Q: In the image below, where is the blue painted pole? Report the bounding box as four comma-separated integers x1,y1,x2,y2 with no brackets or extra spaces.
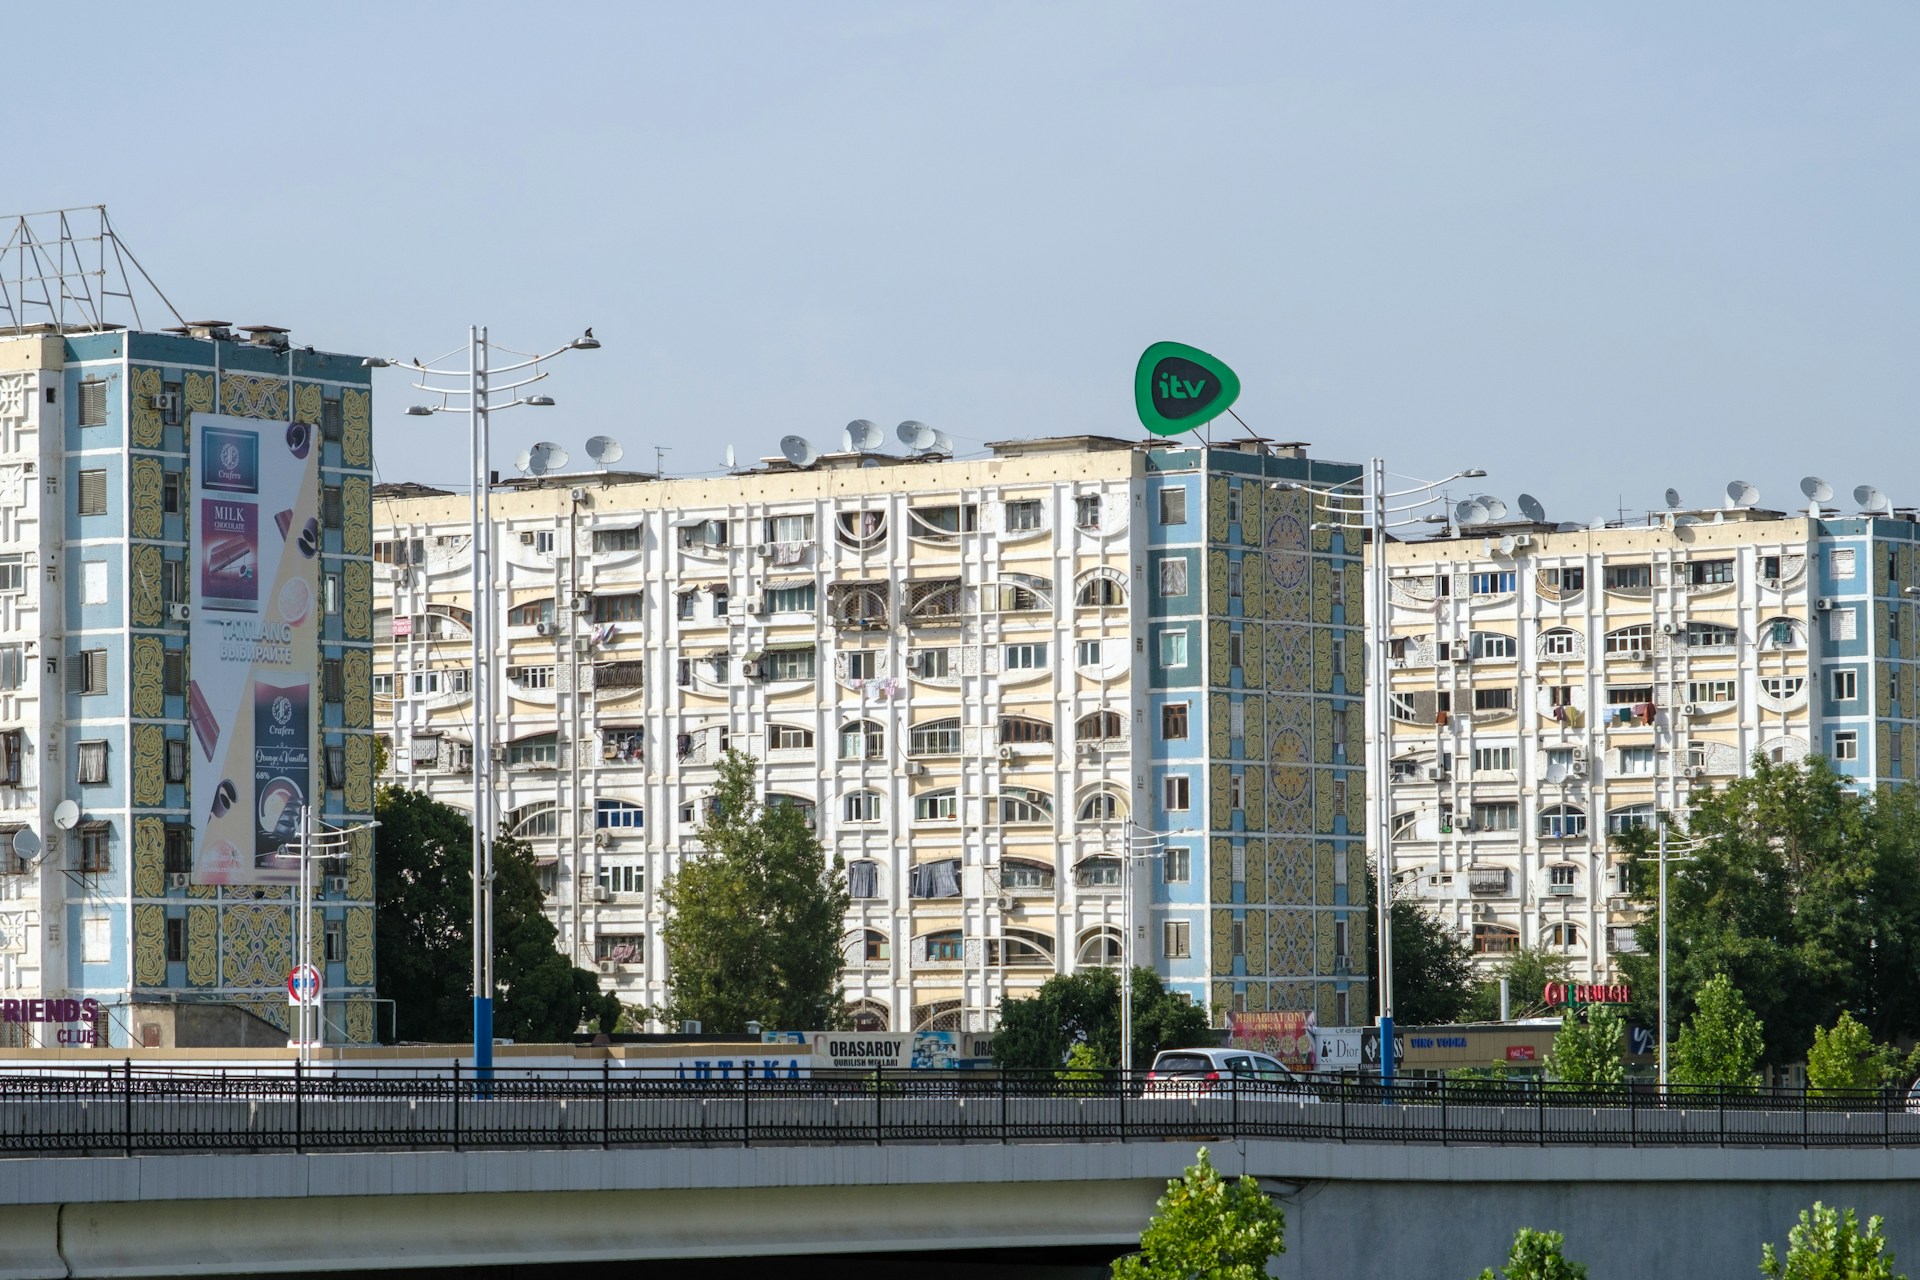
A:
474,996,493,1083
1379,1012,1395,1088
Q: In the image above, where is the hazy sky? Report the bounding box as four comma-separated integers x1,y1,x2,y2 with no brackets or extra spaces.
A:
11,4,1918,523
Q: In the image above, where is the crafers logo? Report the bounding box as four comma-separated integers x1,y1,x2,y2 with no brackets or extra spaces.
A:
271,696,293,733
219,441,241,476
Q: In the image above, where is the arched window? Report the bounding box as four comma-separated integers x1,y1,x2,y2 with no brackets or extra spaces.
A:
507,733,557,767
764,793,817,828
919,930,964,962
913,789,958,822
1076,789,1128,823
847,859,880,898
1000,859,1054,892
836,509,886,550
909,859,961,898
1473,923,1520,955
909,718,961,756
1077,926,1123,965
997,788,1054,825
1545,922,1581,950
998,716,1053,745
506,802,558,838
990,576,1051,612
995,929,1055,968
1538,805,1588,838
1606,804,1653,835
1075,857,1121,889
1076,711,1124,742
843,791,882,824
508,598,554,627
859,929,890,964
1077,577,1126,607
913,999,963,1031
769,724,815,751
594,799,644,829
846,998,889,1031
838,719,884,761
1759,617,1807,651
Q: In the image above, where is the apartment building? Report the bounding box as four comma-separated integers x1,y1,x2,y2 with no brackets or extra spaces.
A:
1375,501,1920,982
374,433,1366,1031
0,323,378,1048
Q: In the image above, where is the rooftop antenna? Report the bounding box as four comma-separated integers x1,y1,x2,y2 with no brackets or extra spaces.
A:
1663,487,1682,510
1799,476,1833,517
897,420,935,452
1856,484,1892,516
584,435,625,471
844,419,884,453
1518,493,1547,524
650,445,667,477
0,205,186,332
1725,480,1759,510
779,434,819,468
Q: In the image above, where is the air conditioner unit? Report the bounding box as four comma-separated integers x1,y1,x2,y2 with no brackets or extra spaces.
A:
996,893,1015,911
1455,817,1476,833
1661,622,1678,635
167,603,190,622
1511,534,1533,548
505,666,522,680
741,659,761,678
151,392,179,411
904,651,924,671
573,596,592,615
570,487,587,503
1685,765,1706,779
1571,760,1588,777
1816,598,1835,611
1683,703,1699,716
324,875,348,894
388,567,408,583
743,594,766,614
1471,903,1492,919
998,745,1014,760
594,830,613,848
1078,742,1099,759
1424,765,1447,781
904,761,926,777
599,960,615,973
534,621,553,636
1451,651,1470,663
166,872,189,889
1634,652,1653,665
591,886,612,903
519,531,535,546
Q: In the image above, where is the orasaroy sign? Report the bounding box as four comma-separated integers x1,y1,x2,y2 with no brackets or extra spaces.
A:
1544,982,1631,1008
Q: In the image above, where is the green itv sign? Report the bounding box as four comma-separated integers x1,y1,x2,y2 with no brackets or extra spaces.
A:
1134,341,1241,437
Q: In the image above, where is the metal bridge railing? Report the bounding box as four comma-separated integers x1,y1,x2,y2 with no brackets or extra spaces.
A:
0,1066,1915,1158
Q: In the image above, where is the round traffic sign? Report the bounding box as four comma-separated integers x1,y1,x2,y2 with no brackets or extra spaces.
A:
287,964,322,1006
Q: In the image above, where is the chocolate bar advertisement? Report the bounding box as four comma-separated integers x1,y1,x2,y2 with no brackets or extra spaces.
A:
189,413,320,885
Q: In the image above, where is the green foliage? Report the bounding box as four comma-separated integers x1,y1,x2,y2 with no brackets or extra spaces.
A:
659,751,850,1033
1475,1228,1588,1280
1466,946,1575,1023
1670,973,1765,1089
1058,1040,1103,1083
992,966,1211,1072
1112,1147,1284,1280
1761,1203,1906,1280
374,786,620,1043
1807,1012,1920,1097
1545,1005,1626,1087
1388,895,1479,1025
1617,758,1920,1066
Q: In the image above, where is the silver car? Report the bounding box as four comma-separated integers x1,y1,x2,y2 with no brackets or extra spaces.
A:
1143,1047,1319,1101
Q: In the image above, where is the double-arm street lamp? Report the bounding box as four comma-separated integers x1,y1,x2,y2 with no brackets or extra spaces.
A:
363,328,599,1075
1115,820,1190,1074
1272,459,1485,1086
1654,817,1700,1090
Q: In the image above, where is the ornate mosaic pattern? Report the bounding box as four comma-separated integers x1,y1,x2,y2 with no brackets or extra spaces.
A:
133,905,166,986
341,475,372,557
1316,914,1335,972
346,906,374,984
345,734,374,819
1269,837,1312,904
1315,843,1338,904
294,382,323,425
347,998,374,1045
1209,693,1231,756
131,636,164,719
346,825,372,899
183,371,214,416
1269,625,1311,692
1209,837,1233,901
131,724,165,807
1211,908,1233,973
187,906,218,985
132,816,165,899
343,561,372,641
342,650,372,729
130,457,164,538
130,544,163,627
221,374,288,420
1243,838,1268,903
1208,477,1230,542
1267,909,1314,978
342,389,372,467
1244,910,1267,975
130,367,164,449
1242,767,1266,835
220,903,293,987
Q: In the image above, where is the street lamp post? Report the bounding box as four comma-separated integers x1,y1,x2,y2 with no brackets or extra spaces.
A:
364,328,597,1076
283,807,378,1066
1275,459,1484,1088
1655,817,1699,1090
1117,821,1185,1074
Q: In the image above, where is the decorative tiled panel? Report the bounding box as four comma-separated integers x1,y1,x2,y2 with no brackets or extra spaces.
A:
133,905,166,986
130,367,164,448
130,636,164,719
131,724,165,807
1244,910,1268,976
1207,479,1230,542
1211,908,1233,972
294,382,323,425
346,906,374,985
221,374,288,420
341,476,372,557
1315,842,1337,905
1209,837,1232,901
343,561,372,641
186,906,218,986
1209,693,1230,755
1243,838,1268,903
343,650,372,729
1209,763,1232,832
132,816,164,899
345,734,374,818
130,544,163,628
347,999,374,1045
183,372,214,416
220,904,293,988
342,389,371,467
130,457,164,538
1242,766,1266,834
1267,909,1313,977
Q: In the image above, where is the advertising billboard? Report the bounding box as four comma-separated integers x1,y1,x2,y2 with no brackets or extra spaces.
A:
189,413,320,885
1228,1011,1316,1071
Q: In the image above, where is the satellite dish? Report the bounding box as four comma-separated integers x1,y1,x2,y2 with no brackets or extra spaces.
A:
1499,534,1517,556
1455,499,1489,527
52,801,79,831
513,449,534,474
10,828,41,863
926,429,956,455
1481,497,1509,522
536,443,568,472
1518,494,1546,524
1554,521,1585,533
723,445,737,470
585,435,625,468
1673,515,1702,528
1590,517,1611,531
1800,476,1834,504
1664,488,1682,509
844,420,883,452
1856,484,1892,515
897,420,935,451
1725,480,1759,509
779,435,819,468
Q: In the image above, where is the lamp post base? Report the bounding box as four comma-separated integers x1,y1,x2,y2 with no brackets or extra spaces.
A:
473,997,494,1080
1378,1012,1395,1087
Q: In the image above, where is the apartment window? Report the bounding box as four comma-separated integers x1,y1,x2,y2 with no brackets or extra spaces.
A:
1470,571,1516,595
597,935,645,964
159,822,192,874
1761,676,1806,703
766,584,815,614
1227,560,1243,599
1075,494,1101,529
320,485,343,530
676,592,696,621
1158,557,1189,597
999,716,1052,745
1162,920,1191,959
844,791,882,823
0,646,20,693
910,719,961,755
1228,774,1244,811
0,729,22,785
1077,577,1124,607
1163,775,1191,812
1831,548,1857,580
766,648,816,680
914,648,950,678
1686,622,1736,649
1470,632,1516,659
1472,687,1514,712
164,738,189,786
592,527,642,553
1834,731,1860,762
1540,628,1578,657
913,791,959,823
1539,806,1587,838
593,593,644,623
531,530,555,554
1159,630,1189,669
1830,607,1858,642
1685,559,1733,586
844,651,877,681
1685,680,1736,705
1471,802,1519,832
411,669,472,697
1605,625,1652,655
1161,702,1190,740
595,800,645,830
374,539,426,565
507,734,559,767
70,649,108,696
1619,746,1655,776
1163,848,1191,883
770,724,814,751
508,599,554,628
1543,566,1584,592
998,789,1053,824
321,658,344,704
1224,483,1241,526
1075,639,1102,669
77,823,110,872
1231,919,1245,957
1472,747,1513,773
1334,919,1349,966
372,673,393,698
1606,685,1655,708
319,395,343,441
159,470,183,515
322,920,346,964
1159,488,1187,526
1004,642,1048,671
1608,804,1654,835
78,379,107,426
78,470,107,515
1004,499,1043,531
1228,631,1243,670
0,555,21,596
765,514,813,544
1832,669,1859,701
1603,563,1652,590
165,918,187,964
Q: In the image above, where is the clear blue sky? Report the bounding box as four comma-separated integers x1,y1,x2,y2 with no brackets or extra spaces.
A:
12,3,1918,522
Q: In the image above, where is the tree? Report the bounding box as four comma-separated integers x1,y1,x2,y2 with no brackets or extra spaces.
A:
1544,1005,1625,1087
1466,947,1575,1023
374,785,619,1043
1762,1203,1906,1280
1617,758,1920,1066
1807,1012,1920,1097
1475,1228,1588,1280
1112,1147,1284,1280
1669,973,1764,1089
993,966,1211,1072
658,751,849,1033
1387,895,1478,1025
